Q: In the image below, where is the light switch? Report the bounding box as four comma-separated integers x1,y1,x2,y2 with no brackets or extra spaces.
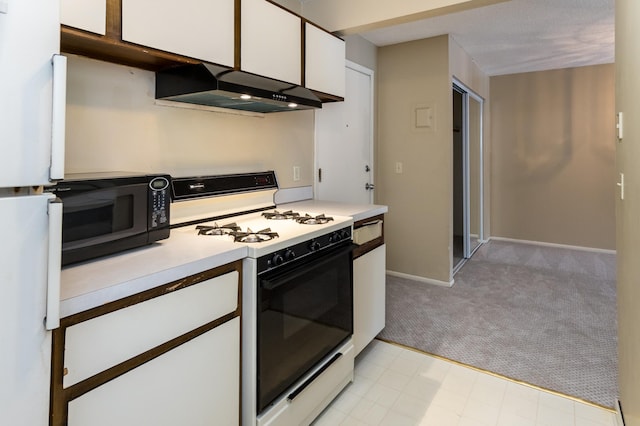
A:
293,166,300,182
618,173,624,200
0,1,8,13
617,112,624,141
395,162,403,174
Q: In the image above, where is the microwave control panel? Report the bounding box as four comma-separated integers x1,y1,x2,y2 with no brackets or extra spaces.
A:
149,176,170,229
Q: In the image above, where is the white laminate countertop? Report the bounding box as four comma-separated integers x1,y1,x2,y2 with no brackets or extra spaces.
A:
60,232,246,318
60,200,387,318
280,200,388,222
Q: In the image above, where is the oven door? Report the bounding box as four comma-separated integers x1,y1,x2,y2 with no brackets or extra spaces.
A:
257,241,355,413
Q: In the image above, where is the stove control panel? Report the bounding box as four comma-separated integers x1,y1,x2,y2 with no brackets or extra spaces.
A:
257,226,352,274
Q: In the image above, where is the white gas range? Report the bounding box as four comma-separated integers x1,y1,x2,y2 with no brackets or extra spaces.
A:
170,171,356,426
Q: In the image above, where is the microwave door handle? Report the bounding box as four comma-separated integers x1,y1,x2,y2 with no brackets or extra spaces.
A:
50,54,67,181
46,199,63,330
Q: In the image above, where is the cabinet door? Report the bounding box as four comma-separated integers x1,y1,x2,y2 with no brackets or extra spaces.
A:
305,23,345,97
60,0,106,35
241,0,301,84
67,317,240,426
122,0,235,67
353,244,386,355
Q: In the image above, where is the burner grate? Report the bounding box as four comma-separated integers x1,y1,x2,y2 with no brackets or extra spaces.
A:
262,210,301,220
196,222,241,236
295,214,334,225
231,228,279,243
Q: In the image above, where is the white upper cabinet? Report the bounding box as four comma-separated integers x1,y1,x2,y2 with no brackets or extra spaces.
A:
60,0,106,35
121,0,235,67
305,23,345,98
241,0,302,84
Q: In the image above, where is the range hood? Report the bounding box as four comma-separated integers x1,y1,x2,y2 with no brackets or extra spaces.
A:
156,63,322,113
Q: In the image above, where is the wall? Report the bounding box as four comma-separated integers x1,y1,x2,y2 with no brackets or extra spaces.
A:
616,0,640,423
490,64,615,250
64,55,315,188
377,35,452,283
345,34,377,71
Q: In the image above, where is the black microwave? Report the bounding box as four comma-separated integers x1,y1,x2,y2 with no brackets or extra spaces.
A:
47,173,171,266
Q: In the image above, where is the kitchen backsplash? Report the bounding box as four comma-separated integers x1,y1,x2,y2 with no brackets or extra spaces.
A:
64,55,315,187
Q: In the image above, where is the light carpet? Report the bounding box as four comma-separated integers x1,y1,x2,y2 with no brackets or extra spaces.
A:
378,240,617,408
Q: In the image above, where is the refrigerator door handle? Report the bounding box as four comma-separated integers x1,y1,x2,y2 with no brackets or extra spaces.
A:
46,199,63,330
51,54,67,181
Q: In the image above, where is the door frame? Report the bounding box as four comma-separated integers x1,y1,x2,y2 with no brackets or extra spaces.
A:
313,60,375,203
452,78,484,273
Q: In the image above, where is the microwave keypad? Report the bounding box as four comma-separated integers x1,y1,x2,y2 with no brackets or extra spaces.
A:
150,189,168,228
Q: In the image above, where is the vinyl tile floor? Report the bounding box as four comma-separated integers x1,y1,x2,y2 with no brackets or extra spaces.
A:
312,340,617,426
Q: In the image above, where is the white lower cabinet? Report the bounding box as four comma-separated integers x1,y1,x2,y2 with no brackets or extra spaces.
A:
51,262,241,426
353,244,386,355
68,317,240,426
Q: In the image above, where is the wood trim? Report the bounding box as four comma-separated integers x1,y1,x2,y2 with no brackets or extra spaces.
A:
61,26,198,71
353,214,385,259
234,0,241,70
50,261,242,426
301,20,306,86
311,89,345,103
105,0,122,40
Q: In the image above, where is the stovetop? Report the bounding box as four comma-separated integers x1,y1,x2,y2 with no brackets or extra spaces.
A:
172,208,353,259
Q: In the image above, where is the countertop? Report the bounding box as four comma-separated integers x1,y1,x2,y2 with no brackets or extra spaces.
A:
60,200,387,318
279,200,388,222
60,232,246,318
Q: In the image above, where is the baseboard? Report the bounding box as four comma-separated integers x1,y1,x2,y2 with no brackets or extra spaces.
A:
489,236,616,255
386,270,454,287
615,399,625,426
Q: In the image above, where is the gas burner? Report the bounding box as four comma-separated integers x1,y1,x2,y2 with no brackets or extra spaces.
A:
262,210,300,220
196,222,241,236
295,214,334,225
231,228,279,243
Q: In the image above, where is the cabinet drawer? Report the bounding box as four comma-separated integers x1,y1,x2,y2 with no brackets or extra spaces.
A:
63,270,238,388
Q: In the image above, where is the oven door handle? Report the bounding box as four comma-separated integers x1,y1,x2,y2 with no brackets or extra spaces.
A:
261,243,356,291
287,352,343,403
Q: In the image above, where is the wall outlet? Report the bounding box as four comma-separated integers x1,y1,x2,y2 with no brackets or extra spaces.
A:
395,162,403,174
293,166,301,181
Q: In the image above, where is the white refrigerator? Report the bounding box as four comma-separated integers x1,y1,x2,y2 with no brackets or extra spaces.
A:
0,0,66,424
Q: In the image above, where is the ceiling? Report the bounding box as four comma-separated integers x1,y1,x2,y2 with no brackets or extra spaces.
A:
358,0,614,76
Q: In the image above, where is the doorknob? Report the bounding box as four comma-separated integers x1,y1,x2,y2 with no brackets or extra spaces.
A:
365,183,375,191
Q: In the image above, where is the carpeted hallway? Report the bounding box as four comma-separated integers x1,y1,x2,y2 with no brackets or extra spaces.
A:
379,240,617,408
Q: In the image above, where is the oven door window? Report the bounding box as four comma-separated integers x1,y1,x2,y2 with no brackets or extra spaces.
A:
257,242,354,413
62,184,148,250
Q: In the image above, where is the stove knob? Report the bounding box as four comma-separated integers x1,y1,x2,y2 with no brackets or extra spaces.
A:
330,231,342,242
340,229,351,240
309,240,321,251
284,249,296,261
271,253,284,266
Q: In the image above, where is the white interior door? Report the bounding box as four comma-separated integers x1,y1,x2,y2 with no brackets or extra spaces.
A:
315,62,374,204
